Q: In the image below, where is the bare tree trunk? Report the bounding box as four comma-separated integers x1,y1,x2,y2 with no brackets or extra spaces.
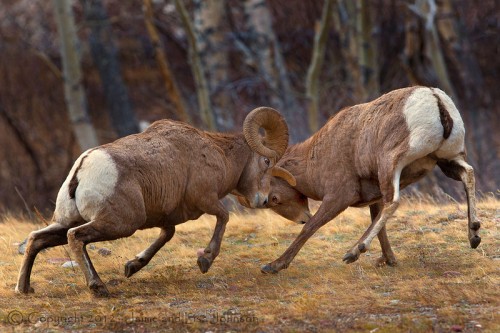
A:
143,0,191,124
407,0,456,100
174,0,216,130
356,0,379,100
244,0,307,141
244,0,279,104
193,0,232,130
306,0,333,133
52,0,98,150
332,0,379,103
333,0,366,102
81,0,139,137
435,0,483,101
402,6,437,86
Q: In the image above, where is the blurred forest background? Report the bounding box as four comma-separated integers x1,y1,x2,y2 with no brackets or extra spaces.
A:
0,0,498,214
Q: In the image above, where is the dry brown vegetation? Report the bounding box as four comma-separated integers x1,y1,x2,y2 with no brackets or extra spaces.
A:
0,197,499,332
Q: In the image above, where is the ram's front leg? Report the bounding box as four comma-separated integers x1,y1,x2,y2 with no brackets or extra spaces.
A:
125,226,175,278
197,200,229,273
261,195,349,274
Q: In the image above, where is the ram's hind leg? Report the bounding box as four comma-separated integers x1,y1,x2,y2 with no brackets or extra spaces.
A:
15,223,70,294
125,226,175,278
370,203,397,267
437,157,481,248
67,219,137,297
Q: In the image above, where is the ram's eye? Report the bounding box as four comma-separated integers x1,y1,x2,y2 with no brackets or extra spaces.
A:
264,158,270,166
272,195,278,204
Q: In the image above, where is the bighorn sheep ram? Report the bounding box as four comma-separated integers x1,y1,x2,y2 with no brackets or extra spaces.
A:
15,107,293,296
243,87,482,273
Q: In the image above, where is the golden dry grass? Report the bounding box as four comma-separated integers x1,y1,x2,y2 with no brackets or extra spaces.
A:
0,197,499,332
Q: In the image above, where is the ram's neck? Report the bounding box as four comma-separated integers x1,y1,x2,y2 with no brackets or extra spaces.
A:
278,140,317,199
205,132,250,195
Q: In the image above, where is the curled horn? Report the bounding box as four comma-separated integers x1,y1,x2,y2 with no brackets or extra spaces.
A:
243,107,289,162
271,166,297,187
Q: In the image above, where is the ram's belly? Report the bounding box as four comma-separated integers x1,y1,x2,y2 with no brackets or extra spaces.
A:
400,157,436,187
353,157,436,207
140,206,204,229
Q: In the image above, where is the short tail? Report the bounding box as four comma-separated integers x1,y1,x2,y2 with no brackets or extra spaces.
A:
432,89,454,139
68,152,91,199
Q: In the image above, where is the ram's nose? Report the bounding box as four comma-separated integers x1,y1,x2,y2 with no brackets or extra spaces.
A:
297,211,312,224
251,192,268,208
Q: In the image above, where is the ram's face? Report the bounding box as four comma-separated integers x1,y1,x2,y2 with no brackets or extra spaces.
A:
267,177,311,224
240,106,293,208
236,153,276,208
236,175,311,224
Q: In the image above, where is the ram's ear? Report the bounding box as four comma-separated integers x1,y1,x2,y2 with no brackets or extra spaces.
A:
234,194,251,208
271,166,297,187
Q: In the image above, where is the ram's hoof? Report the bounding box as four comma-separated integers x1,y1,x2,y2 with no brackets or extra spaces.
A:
375,256,397,267
124,260,142,278
358,243,367,253
197,256,211,274
89,282,110,297
470,235,481,249
260,264,279,274
342,252,359,264
15,285,34,294
471,221,481,231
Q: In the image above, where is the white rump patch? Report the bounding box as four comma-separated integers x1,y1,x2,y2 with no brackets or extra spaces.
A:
75,149,119,221
403,88,443,159
54,149,93,225
402,87,465,162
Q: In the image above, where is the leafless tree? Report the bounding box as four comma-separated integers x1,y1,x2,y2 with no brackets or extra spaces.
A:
244,0,308,141
143,0,191,124
81,0,139,137
52,0,99,150
306,0,334,133
175,0,216,130
193,0,232,130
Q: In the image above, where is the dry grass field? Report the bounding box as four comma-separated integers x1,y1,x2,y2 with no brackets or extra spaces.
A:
0,196,498,332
